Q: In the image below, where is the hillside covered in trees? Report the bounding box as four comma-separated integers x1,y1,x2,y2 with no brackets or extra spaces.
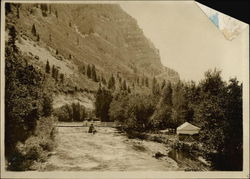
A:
10,3,179,95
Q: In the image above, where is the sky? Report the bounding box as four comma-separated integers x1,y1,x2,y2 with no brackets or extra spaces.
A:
120,1,248,82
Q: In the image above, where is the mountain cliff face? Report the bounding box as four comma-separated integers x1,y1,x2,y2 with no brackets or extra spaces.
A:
10,3,179,95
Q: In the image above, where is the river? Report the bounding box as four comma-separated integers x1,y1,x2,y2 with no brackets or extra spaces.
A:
41,122,179,171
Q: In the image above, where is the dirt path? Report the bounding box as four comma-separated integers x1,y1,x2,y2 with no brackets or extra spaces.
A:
41,123,178,171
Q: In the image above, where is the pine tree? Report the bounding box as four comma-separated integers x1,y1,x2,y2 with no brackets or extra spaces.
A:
162,82,173,106
55,10,58,18
101,76,107,85
108,74,116,90
127,86,131,93
87,64,91,78
42,94,53,117
45,60,50,73
91,65,97,82
54,68,58,82
49,33,52,42
82,64,85,74
8,25,17,52
161,80,166,89
31,24,36,36
122,80,127,91
56,49,58,55
60,73,64,83
152,77,159,95
51,65,55,78
95,87,112,122
145,77,149,87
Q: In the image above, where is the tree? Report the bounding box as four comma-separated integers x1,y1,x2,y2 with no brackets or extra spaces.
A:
81,106,87,121
172,81,191,126
223,78,242,170
8,25,18,52
109,93,157,132
152,77,160,95
60,73,64,83
51,65,55,78
55,10,58,18
31,24,36,36
150,82,173,129
91,65,97,82
42,94,53,117
82,64,85,74
5,34,49,162
108,74,116,90
95,87,113,122
72,102,81,121
5,3,12,15
101,76,107,85
145,77,149,87
87,64,91,78
127,86,131,93
54,68,59,82
122,80,127,91
49,33,52,42
45,60,50,73
195,70,230,169
161,80,166,89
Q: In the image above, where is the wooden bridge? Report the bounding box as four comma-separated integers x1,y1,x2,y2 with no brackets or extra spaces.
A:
56,121,119,128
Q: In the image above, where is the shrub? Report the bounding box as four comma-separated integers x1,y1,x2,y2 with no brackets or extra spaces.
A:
54,103,87,122
7,116,57,171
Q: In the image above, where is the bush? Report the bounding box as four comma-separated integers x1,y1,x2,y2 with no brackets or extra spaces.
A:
54,103,87,122
7,116,57,171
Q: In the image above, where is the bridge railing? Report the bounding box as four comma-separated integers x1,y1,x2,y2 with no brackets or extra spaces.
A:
57,121,119,127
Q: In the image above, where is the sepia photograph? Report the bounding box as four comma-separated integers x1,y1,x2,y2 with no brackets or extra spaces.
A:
1,0,249,178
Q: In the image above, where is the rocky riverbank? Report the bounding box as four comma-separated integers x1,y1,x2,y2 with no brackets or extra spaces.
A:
124,130,211,171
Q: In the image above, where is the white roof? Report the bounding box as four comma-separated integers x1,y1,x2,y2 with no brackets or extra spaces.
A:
177,122,200,131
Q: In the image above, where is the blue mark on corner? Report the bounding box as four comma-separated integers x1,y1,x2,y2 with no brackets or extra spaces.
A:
209,13,219,28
